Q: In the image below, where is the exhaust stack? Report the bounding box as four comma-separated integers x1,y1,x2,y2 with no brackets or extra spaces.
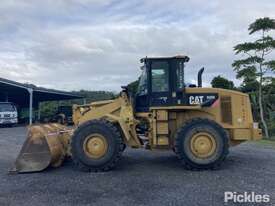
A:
197,67,204,87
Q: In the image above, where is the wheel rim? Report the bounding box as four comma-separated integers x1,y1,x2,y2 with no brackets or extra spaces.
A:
190,132,217,158
83,134,108,159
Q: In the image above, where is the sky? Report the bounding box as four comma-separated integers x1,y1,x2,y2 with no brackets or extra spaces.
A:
0,0,274,92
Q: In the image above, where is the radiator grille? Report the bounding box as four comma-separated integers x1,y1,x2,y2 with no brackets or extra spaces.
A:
221,96,232,124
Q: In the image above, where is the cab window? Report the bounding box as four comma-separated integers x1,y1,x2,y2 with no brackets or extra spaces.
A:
137,66,148,95
0,103,15,112
151,61,169,92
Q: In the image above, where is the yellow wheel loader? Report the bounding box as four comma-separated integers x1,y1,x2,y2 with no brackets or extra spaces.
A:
11,55,262,173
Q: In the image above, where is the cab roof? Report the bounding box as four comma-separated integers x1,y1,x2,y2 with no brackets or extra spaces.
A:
140,55,190,63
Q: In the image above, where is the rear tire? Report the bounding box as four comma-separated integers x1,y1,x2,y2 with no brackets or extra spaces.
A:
71,119,124,172
174,118,229,170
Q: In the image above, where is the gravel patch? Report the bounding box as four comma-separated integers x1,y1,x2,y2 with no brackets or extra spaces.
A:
0,126,274,206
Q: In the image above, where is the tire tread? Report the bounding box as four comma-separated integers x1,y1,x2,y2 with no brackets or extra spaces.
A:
71,119,124,172
174,118,229,170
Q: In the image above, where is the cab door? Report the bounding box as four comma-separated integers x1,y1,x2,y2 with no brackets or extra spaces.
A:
135,66,150,112
149,60,171,107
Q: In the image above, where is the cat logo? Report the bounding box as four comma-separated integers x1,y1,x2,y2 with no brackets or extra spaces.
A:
189,95,204,105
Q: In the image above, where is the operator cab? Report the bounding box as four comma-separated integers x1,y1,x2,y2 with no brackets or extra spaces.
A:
134,55,219,112
135,55,190,112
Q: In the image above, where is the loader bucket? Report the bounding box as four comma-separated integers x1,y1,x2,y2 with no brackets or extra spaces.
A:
10,124,73,173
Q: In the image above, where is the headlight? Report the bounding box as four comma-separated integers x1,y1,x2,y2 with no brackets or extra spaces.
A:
253,123,259,129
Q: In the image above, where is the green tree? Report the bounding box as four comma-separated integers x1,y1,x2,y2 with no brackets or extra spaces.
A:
236,67,259,93
232,17,275,138
211,75,235,90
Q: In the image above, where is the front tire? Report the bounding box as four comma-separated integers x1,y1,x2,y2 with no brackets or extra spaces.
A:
71,119,124,172
174,118,229,170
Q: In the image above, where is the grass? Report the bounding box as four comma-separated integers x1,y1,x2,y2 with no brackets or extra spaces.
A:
251,137,275,148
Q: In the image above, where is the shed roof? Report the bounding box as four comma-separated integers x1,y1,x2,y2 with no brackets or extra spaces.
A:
0,77,82,108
